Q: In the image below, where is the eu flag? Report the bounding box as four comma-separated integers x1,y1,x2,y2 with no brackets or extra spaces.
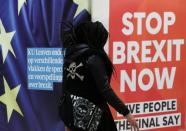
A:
0,0,90,130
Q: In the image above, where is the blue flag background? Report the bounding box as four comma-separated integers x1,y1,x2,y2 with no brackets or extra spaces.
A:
0,0,90,130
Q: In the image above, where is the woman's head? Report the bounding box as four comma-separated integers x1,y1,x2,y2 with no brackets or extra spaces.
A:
74,21,114,80
61,21,108,49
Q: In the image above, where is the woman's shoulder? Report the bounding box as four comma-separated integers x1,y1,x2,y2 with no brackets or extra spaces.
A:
86,53,104,67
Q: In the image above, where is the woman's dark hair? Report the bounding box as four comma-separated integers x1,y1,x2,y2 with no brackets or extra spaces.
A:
74,21,115,81
60,21,77,48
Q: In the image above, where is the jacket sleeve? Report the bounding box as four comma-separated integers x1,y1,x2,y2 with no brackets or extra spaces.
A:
87,55,130,116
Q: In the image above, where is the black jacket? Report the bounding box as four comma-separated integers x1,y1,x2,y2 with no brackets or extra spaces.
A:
62,44,129,131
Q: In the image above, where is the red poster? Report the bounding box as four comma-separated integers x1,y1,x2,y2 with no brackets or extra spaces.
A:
109,0,186,130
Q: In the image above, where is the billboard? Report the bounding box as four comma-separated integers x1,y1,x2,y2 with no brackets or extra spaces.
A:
92,0,186,130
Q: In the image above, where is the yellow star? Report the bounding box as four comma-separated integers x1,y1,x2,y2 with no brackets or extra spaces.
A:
18,0,27,15
73,0,91,18
0,20,16,62
0,77,23,122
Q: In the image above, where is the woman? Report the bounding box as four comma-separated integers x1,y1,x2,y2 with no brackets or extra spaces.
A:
59,21,139,131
